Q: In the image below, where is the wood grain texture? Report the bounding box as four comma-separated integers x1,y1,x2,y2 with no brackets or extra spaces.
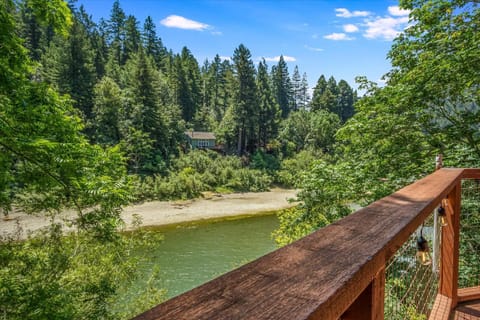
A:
453,299,480,319
133,169,469,320
462,169,480,180
440,182,461,309
459,287,480,303
429,294,452,320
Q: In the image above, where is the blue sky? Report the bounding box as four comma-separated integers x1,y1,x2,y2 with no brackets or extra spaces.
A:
77,0,411,91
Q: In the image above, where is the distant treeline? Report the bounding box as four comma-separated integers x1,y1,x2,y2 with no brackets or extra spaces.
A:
17,0,356,174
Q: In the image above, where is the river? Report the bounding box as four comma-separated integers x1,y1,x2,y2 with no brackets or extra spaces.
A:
130,214,279,301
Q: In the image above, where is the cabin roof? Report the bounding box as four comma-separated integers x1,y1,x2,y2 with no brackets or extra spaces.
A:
184,131,216,140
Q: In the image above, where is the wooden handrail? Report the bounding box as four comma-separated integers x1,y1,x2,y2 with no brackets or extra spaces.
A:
134,168,476,320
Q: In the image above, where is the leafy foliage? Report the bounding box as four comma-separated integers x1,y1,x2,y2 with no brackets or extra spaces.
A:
276,1,480,248
279,109,340,156
0,1,154,319
0,223,166,320
132,150,272,201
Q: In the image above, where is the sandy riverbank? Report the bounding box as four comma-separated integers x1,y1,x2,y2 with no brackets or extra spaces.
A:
0,188,298,237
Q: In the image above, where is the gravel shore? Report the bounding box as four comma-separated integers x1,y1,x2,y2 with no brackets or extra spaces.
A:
1,188,298,238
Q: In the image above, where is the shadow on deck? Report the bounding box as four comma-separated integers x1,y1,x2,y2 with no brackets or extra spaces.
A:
431,287,480,319
453,299,480,319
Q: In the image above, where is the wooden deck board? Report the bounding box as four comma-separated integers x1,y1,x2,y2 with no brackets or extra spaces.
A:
429,294,452,320
452,299,480,319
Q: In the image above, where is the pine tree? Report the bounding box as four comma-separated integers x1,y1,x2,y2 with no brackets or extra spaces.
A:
106,0,126,65
272,55,292,118
256,59,280,148
16,2,48,61
169,53,192,122
310,75,328,111
337,79,355,122
170,47,202,124
300,72,310,109
231,44,258,155
192,60,211,131
127,49,161,135
320,76,339,114
143,16,166,70
77,6,107,79
92,76,122,145
181,47,201,123
291,65,302,111
124,15,141,63
196,54,232,129
122,48,169,173
41,16,97,120
218,58,234,122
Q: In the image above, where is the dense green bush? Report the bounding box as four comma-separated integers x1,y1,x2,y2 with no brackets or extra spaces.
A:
250,150,280,174
132,150,272,200
274,150,321,187
0,221,165,320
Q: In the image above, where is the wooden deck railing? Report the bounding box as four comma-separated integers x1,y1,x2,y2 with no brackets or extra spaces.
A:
134,168,480,320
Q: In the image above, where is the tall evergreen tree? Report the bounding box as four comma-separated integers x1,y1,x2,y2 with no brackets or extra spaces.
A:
337,79,355,122
41,16,97,120
169,53,193,122
123,49,167,173
106,0,126,65
124,15,141,63
256,59,280,148
196,54,232,128
16,2,50,61
193,59,214,131
218,58,234,122
172,47,201,123
321,76,339,114
127,49,161,136
300,72,310,109
142,16,166,70
272,55,292,118
231,44,258,155
78,6,108,79
92,76,122,145
291,65,302,111
310,75,328,111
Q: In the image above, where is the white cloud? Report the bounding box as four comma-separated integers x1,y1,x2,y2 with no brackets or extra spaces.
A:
160,15,210,31
304,45,324,52
324,33,354,41
343,24,359,33
263,55,297,62
335,8,371,18
363,16,409,40
219,56,231,61
211,31,223,36
388,6,410,16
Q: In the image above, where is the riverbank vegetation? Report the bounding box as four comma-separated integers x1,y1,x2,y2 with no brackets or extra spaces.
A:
274,0,480,245
1,0,479,318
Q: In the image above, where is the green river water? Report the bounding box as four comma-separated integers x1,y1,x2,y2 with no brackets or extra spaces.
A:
132,214,279,300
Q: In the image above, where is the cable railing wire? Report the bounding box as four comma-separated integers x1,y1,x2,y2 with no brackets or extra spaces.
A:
459,179,480,288
384,213,440,320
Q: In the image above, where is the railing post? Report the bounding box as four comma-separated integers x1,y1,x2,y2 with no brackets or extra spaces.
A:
439,181,461,308
340,267,385,320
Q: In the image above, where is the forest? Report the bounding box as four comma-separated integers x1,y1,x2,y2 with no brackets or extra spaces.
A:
0,0,479,319
10,0,359,201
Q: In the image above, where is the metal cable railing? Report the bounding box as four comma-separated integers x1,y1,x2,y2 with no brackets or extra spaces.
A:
459,179,480,288
385,213,440,320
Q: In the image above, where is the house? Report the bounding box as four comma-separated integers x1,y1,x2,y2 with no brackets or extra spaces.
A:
184,131,216,149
